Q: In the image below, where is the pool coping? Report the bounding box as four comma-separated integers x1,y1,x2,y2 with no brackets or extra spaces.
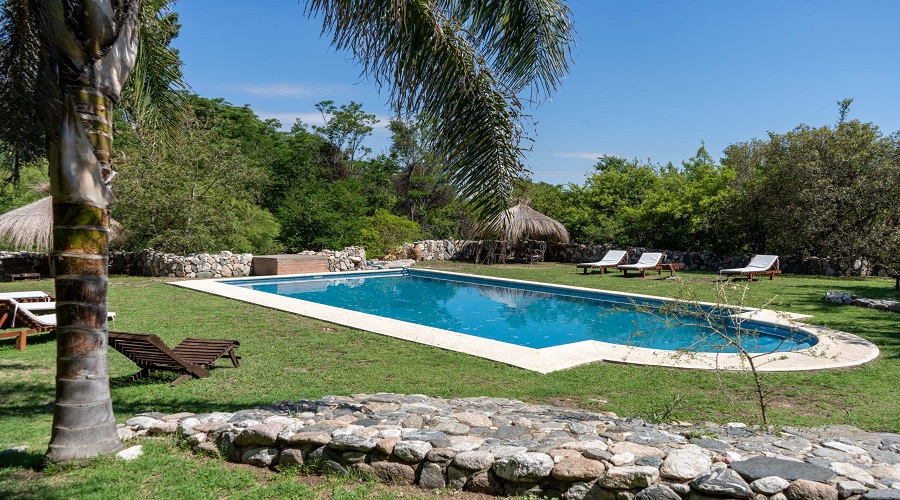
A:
169,269,880,374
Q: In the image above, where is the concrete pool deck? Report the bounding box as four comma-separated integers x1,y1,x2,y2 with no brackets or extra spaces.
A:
171,269,880,374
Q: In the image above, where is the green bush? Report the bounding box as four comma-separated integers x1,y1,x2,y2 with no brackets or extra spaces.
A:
357,209,420,258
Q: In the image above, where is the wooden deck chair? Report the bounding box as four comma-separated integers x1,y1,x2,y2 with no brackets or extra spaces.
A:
616,252,665,278
0,298,115,350
719,255,781,281
576,250,628,274
108,331,240,386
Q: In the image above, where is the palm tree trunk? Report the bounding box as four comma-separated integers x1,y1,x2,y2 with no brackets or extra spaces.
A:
45,88,122,461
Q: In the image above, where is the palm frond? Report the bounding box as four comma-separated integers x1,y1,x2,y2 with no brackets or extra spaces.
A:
443,0,575,102
119,0,189,151
307,0,573,220
0,0,59,185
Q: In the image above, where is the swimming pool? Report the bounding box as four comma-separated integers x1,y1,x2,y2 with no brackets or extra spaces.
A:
172,268,880,373
223,270,813,353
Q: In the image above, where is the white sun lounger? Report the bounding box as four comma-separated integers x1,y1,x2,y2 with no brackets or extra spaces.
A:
575,250,628,274
719,254,781,281
0,291,52,302
616,252,665,278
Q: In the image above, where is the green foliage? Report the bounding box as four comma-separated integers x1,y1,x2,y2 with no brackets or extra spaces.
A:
387,116,460,237
357,209,421,258
720,118,900,261
0,156,47,214
112,96,282,255
312,100,379,176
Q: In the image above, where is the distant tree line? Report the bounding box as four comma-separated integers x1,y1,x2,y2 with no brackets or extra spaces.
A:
2,97,898,262
518,110,900,263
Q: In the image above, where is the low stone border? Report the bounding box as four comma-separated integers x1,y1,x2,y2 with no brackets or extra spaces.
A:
121,394,900,500
824,292,900,313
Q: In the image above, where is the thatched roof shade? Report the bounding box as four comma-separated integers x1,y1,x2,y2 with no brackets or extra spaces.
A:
0,196,123,252
480,201,570,244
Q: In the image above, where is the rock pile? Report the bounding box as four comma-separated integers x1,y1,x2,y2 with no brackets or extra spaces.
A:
825,292,900,313
120,394,900,499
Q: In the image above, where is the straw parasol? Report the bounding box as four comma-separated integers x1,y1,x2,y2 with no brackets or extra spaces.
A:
480,200,570,245
0,196,124,252
477,285,550,309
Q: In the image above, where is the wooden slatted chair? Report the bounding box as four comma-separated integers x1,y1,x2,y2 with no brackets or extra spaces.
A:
107,331,240,386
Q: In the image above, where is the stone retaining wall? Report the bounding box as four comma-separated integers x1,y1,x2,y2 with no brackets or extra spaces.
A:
0,251,50,277
108,250,254,278
2,247,369,278
122,394,900,500
404,240,898,277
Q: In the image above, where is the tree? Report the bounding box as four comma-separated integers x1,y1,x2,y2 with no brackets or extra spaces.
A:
721,118,900,262
0,0,187,461
0,0,574,461
388,116,457,234
313,100,378,178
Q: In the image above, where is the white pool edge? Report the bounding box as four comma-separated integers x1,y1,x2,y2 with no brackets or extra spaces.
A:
169,269,880,374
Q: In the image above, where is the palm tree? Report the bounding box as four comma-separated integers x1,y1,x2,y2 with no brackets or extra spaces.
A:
1,0,187,461
0,0,574,461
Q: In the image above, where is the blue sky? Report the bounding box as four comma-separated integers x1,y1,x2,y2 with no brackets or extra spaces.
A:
172,1,900,185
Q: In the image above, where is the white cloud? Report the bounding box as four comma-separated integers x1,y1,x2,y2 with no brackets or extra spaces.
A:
232,82,353,99
551,151,612,160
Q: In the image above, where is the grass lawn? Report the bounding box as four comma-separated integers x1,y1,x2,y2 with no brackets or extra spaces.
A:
1,262,898,498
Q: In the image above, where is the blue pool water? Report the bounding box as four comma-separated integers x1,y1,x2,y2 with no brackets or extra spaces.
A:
226,270,816,353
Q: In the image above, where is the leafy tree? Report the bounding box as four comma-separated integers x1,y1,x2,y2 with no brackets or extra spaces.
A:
113,111,282,254
1,0,574,460
388,116,458,236
0,156,48,215
721,118,900,261
313,100,378,178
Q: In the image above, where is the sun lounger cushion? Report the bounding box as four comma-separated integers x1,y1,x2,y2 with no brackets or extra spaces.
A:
576,250,628,270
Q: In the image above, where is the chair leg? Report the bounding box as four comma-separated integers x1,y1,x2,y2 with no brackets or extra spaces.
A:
15,331,26,350
130,368,152,382
229,349,240,368
170,374,193,387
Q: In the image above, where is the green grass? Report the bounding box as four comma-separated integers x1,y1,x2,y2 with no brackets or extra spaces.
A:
1,263,899,497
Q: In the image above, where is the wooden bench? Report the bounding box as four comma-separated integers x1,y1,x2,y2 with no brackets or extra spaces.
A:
0,258,40,281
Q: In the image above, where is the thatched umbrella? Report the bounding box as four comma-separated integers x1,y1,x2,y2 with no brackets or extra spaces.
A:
473,201,569,263
480,201,570,245
0,196,124,252
478,285,550,309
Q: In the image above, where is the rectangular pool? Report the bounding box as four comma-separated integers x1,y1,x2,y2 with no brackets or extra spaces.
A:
172,268,876,373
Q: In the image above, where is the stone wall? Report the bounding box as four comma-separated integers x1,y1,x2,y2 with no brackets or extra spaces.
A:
108,250,254,278
401,240,897,277
121,394,900,500
0,251,51,277
2,246,369,279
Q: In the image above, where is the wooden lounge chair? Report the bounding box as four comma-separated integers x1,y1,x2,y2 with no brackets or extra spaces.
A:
0,298,115,350
576,250,628,274
108,331,240,386
719,254,781,281
616,252,665,278
0,258,40,281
